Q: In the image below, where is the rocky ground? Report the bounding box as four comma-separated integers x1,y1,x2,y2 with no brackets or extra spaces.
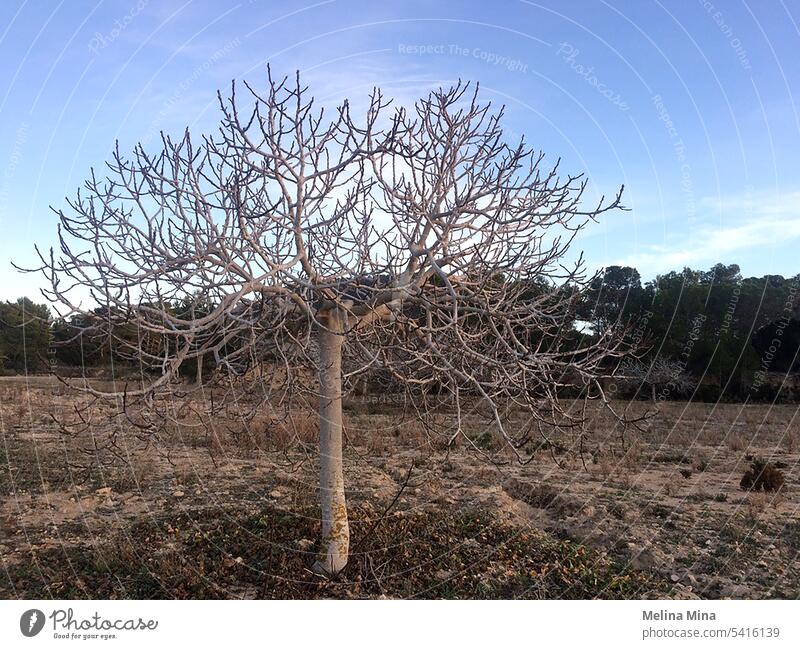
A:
1,376,798,598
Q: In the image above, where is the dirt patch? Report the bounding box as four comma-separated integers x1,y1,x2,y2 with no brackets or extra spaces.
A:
2,378,799,599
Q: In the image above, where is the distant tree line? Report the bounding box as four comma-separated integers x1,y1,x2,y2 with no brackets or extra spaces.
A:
2,262,799,401
0,295,218,380
0,298,51,372
578,263,800,401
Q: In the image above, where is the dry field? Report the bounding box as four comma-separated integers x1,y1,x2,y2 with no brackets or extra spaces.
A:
1,375,799,599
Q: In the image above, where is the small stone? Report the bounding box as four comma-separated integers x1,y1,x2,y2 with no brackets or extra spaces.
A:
629,545,663,571
670,573,680,582
297,539,314,550
172,490,185,497
720,583,751,598
269,489,282,499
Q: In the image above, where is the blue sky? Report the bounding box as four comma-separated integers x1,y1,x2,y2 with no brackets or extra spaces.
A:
0,0,798,301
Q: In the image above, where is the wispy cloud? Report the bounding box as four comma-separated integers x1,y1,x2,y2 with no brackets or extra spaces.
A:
616,190,800,275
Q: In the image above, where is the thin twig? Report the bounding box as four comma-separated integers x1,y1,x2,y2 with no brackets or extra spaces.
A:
351,461,414,553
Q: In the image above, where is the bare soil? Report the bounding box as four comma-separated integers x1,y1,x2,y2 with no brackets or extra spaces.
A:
1,376,798,599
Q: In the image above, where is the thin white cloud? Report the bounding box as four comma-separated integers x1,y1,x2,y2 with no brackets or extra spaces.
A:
616,190,800,274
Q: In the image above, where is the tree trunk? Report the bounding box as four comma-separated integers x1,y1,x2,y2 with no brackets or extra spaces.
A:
312,309,350,576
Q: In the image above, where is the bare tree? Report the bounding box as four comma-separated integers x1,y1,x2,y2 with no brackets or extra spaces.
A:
26,70,633,576
618,358,696,402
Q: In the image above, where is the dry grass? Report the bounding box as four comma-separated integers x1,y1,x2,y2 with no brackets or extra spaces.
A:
2,376,799,599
